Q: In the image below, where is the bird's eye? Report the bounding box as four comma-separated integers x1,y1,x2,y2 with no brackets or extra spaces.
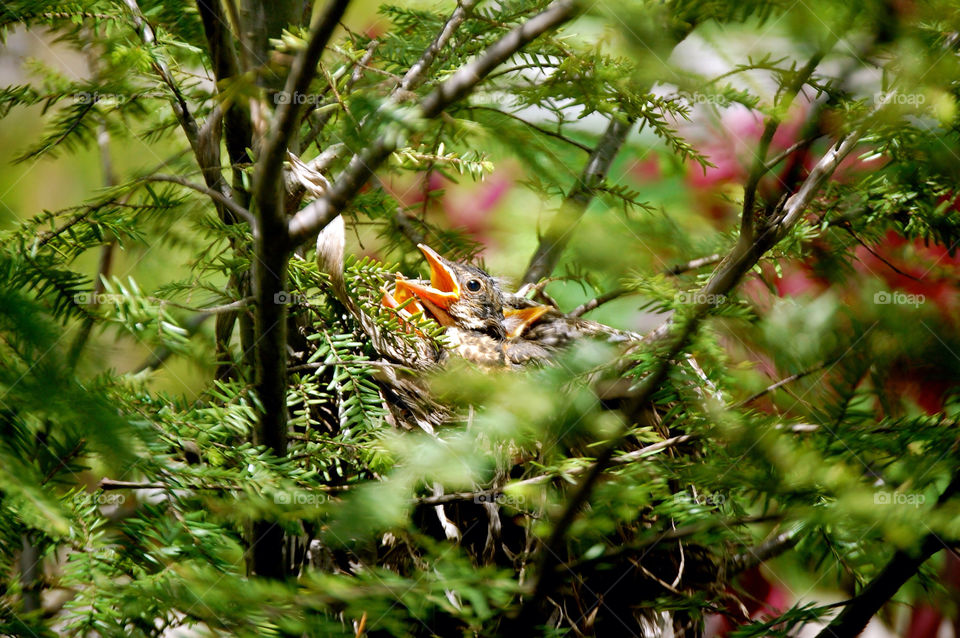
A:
465,279,482,292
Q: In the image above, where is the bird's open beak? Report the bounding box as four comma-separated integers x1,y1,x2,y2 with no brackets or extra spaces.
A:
406,244,460,309
504,305,551,339
381,277,425,318
381,245,461,328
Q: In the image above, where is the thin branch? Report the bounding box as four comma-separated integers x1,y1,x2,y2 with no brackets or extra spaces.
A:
515,107,869,635
570,253,722,317
135,313,212,373
562,514,784,574
123,0,228,201
67,118,118,368
420,0,576,118
304,41,377,150
469,105,592,153
664,252,724,276
733,359,834,408
729,529,801,575
98,477,341,493
141,175,254,224
196,0,254,208
522,114,633,284
288,0,581,245
843,225,927,282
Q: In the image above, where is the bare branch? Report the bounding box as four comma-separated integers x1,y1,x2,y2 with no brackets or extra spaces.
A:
396,0,480,95
522,114,633,284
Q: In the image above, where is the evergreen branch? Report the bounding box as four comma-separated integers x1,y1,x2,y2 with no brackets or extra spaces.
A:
123,0,232,215
644,128,866,345
136,313,211,372
121,0,201,161
288,0,581,246
419,0,577,118
516,110,869,631
813,472,960,638
521,114,633,284
140,175,254,224
562,514,785,574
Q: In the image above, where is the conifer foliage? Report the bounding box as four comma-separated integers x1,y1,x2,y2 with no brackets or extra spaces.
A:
2,0,960,636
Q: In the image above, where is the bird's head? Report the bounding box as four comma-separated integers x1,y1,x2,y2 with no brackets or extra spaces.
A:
391,244,507,340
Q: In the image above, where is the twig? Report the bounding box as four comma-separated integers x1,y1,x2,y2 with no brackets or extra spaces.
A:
135,313,211,373
522,114,633,284
569,253,723,317
304,40,377,150
468,105,592,153
123,0,230,208
843,225,926,282
196,0,254,208
562,514,784,574
140,175,254,224
733,359,834,408
255,0,351,216
729,529,801,575
97,477,341,493
67,118,118,368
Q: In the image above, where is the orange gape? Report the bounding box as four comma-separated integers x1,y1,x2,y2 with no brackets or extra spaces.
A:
379,243,555,359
